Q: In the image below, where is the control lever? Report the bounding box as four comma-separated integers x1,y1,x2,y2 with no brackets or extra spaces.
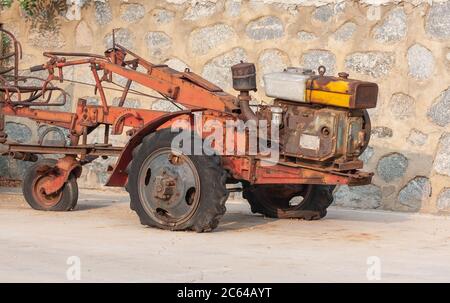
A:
29,64,45,72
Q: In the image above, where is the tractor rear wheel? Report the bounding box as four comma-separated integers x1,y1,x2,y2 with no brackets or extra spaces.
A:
23,158,79,211
242,184,335,220
126,128,229,232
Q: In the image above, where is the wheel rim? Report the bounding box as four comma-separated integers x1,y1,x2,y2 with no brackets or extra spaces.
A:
32,175,63,209
137,148,201,226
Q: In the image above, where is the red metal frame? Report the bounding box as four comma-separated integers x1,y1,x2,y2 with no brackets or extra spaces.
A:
0,29,372,194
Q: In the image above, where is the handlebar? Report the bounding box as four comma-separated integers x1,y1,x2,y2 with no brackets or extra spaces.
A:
29,64,45,72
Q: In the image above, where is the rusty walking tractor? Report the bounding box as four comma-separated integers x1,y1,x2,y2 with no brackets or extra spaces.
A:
0,26,377,232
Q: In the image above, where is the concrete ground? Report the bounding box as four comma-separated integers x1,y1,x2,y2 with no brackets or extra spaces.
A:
0,187,449,283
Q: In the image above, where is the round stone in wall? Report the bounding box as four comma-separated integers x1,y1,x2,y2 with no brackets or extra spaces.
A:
300,50,336,76
145,32,172,61
189,24,236,56
151,8,175,24
151,100,181,112
433,132,450,176
427,87,450,127
246,16,284,41
397,177,431,211
407,44,435,80
372,7,407,43
332,22,356,42
94,1,112,26
164,58,190,72
37,125,69,146
96,157,118,185
377,152,408,183
312,5,334,23
370,126,393,138
104,28,134,50
345,52,395,78
407,129,428,146
437,188,450,211
85,156,117,186
225,0,241,17
333,184,382,209
389,93,415,119
202,48,248,90
28,28,65,50
271,3,299,16
83,96,99,106
183,1,218,21
120,3,145,23
0,157,9,177
112,98,141,109
5,122,32,143
425,1,450,39
359,146,374,164
297,31,317,41
16,159,38,180
258,49,290,87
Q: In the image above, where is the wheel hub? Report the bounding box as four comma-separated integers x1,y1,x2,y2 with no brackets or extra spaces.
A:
153,172,177,201
33,175,63,208
138,148,200,225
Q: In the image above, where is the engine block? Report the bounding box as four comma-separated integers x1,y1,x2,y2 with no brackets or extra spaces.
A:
275,100,370,169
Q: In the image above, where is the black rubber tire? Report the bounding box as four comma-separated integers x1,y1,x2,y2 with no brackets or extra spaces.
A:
23,158,79,211
243,184,335,220
126,128,229,232
361,109,371,154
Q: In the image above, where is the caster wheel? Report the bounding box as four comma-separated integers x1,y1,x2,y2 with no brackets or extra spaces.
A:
23,158,79,211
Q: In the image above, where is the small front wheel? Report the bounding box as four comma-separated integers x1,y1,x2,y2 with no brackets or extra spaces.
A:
23,158,79,211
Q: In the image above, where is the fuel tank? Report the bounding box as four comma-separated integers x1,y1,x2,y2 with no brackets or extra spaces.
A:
263,68,378,109
305,73,378,109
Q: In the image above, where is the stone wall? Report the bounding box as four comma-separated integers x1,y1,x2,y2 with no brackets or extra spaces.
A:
0,0,449,214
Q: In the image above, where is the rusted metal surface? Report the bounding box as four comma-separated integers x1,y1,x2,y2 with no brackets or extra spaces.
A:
7,143,123,157
222,156,372,186
0,23,21,143
33,174,63,208
0,23,21,85
38,155,81,195
305,69,378,109
106,110,196,187
181,70,223,92
275,99,369,165
36,46,239,113
231,62,258,123
0,99,6,144
9,151,38,162
0,176,21,187
0,27,374,192
231,62,257,92
0,24,70,109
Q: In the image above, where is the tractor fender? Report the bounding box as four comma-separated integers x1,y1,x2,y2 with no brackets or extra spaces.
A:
106,109,200,187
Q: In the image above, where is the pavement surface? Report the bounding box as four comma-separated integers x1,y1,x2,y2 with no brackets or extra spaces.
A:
0,187,449,283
